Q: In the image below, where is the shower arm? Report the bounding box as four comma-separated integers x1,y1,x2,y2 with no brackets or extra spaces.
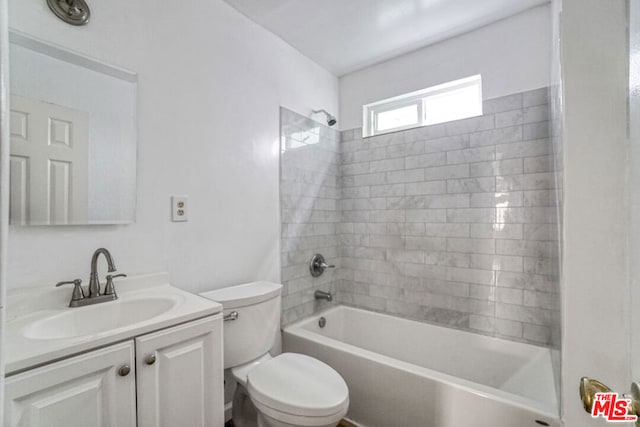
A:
311,109,337,126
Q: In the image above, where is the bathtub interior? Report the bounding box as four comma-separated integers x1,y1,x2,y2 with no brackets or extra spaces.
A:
294,305,558,414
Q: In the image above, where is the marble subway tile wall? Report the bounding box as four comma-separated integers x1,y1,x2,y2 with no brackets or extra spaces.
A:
549,83,563,350
280,107,341,325
338,88,560,346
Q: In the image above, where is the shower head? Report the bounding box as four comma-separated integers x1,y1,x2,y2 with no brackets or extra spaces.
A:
312,109,337,127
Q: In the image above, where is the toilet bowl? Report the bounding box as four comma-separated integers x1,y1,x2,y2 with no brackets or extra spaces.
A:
235,353,348,427
200,281,349,427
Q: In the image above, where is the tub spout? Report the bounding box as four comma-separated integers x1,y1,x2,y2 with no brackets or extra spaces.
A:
315,290,333,301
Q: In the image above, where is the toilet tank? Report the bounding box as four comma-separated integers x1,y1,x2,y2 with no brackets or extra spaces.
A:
200,281,282,369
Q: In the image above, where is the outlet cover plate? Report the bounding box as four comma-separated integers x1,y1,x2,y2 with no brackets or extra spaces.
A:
171,196,188,222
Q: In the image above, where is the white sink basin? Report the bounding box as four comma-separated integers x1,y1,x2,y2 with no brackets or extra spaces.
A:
6,273,222,374
22,297,179,340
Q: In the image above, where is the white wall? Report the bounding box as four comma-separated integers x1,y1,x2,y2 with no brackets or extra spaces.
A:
631,0,640,381
6,0,338,293
0,0,9,418
561,0,630,425
339,4,551,130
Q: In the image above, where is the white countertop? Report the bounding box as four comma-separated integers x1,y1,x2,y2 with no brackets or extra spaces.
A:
5,272,222,374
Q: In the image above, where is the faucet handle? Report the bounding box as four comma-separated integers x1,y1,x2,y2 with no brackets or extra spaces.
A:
104,274,126,296
56,279,85,303
318,262,335,269
310,254,336,277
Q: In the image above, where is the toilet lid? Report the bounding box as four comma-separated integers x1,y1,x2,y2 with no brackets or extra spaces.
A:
247,353,349,417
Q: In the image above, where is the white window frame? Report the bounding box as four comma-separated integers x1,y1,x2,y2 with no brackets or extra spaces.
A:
368,98,422,135
363,75,483,137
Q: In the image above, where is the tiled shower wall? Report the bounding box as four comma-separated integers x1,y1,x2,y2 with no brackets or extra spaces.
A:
549,85,563,351
280,88,560,347
280,107,341,324
337,87,560,346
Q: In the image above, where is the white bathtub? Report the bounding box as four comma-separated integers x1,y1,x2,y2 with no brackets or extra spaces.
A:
283,305,560,427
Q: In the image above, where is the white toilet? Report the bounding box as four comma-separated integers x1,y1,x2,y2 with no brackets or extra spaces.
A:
201,281,349,427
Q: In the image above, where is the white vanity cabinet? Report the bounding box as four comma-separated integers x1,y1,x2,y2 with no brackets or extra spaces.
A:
136,315,224,427
4,315,224,427
4,341,137,427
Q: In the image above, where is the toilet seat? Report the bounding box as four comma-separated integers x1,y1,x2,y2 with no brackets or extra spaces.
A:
246,353,349,419
252,399,348,427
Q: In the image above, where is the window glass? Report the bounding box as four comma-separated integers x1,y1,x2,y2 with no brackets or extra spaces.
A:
377,104,419,131
423,84,482,126
363,75,482,137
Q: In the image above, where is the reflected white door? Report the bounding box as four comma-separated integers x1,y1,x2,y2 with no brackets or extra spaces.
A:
9,95,89,225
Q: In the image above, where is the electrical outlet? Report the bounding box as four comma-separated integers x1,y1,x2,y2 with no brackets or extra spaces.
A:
171,196,188,222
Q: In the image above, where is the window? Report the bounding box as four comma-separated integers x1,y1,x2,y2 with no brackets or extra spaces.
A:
363,75,482,137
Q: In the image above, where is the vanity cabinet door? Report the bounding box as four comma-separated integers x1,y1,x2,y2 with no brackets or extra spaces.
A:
135,315,224,427
4,341,136,427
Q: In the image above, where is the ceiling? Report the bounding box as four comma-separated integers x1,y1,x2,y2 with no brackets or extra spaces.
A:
223,0,549,76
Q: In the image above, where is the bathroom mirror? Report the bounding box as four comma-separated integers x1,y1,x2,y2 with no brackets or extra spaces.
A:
8,31,137,225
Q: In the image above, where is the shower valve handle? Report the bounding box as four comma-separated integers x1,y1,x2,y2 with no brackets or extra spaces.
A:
318,262,335,269
310,254,335,277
